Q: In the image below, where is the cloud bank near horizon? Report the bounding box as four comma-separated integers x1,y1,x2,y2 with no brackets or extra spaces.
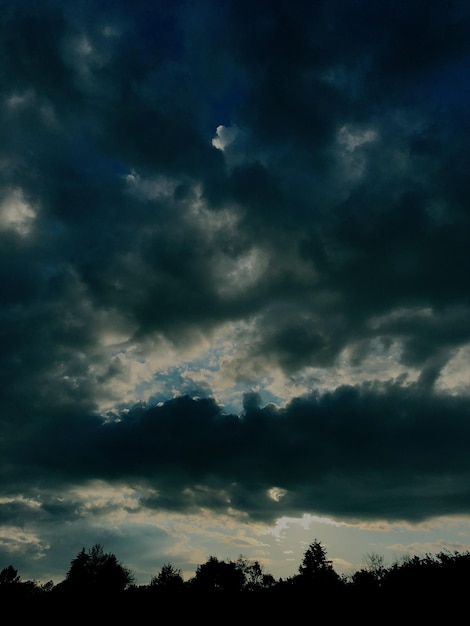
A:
7,384,470,525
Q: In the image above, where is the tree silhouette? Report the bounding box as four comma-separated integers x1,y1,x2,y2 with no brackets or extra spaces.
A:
0,565,20,586
189,556,245,593
61,543,134,595
4,536,470,620
149,563,184,593
435,548,470,592
293,539,343,594
235,556,276,591
299,539,334,576
0,565,43,601
351,552,386,593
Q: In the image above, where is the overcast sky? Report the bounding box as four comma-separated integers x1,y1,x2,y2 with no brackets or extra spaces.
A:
2,0,470,585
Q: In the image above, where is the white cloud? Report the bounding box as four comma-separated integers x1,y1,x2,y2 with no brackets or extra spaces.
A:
437,344,470,394
212,124,239,151
0,189,36,236
0,526,48,558
268,487,287,502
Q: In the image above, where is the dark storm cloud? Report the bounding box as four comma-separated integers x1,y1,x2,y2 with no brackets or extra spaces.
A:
4,386,470,524
1,0,470,544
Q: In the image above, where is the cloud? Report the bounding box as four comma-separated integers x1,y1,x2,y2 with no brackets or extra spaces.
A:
2,0,470,584
3,383,469,528
0,188,37,236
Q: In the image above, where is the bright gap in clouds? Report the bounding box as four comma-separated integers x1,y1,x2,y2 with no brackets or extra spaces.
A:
94,319,423,419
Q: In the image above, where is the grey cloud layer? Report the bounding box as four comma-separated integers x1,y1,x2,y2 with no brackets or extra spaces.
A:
1,0,470,530
7,385,470,523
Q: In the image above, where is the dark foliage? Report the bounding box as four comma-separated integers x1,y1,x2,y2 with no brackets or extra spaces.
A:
52,543,134,597
1,540,469,618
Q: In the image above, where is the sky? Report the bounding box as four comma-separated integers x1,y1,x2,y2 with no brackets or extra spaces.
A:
2,0,470,586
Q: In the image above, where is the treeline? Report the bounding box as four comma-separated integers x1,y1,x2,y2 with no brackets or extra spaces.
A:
1,539,469,614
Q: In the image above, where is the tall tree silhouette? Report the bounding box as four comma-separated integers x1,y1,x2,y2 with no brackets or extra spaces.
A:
294,539,343,594
62,544,134,595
